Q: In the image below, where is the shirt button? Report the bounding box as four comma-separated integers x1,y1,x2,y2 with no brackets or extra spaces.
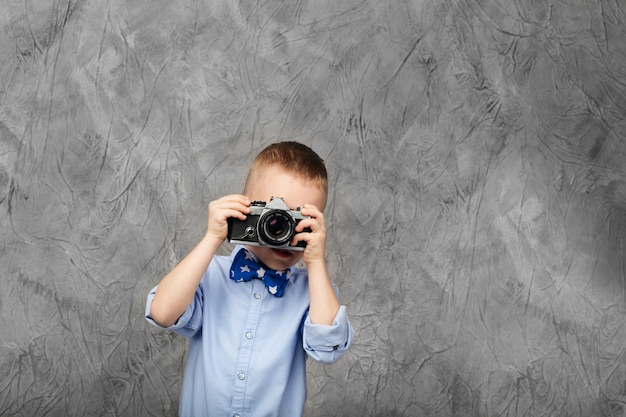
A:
246,332,253,339
238,372,246,380
234,415,241,417
254,292,262,299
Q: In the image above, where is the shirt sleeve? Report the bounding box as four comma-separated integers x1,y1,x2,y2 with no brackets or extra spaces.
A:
145,284,204,339
302,304,354,364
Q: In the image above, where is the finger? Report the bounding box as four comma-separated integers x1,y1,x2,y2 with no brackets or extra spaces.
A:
295,218,319,233
210,203,250,222
300,204,321,216
226,202,251,214
212,198,251,213
220,194,251,206
291,231,311,247
223,208,248,221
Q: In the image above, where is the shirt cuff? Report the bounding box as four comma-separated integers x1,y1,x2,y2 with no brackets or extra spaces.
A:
145,286,199,336
302,305,353,363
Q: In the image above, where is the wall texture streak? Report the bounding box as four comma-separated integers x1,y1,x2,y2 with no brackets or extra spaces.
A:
1,0,626,416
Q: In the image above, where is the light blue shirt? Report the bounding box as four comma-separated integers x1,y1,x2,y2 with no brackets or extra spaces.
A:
145,246,354,417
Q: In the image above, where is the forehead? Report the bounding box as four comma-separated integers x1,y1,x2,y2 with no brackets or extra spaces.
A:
246,164,327,210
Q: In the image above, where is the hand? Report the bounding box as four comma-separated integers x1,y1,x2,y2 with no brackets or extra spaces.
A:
205,194,250,243
294,204,340,325
292,204,327,266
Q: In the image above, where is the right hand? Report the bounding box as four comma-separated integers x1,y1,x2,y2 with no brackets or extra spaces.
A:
206,194,251,242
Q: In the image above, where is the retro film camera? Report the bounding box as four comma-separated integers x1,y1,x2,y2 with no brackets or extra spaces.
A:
227,197,309,250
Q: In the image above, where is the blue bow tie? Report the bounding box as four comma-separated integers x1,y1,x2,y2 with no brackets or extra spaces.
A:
230,248,291,297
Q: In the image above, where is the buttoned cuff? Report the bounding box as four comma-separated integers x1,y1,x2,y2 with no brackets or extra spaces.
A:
303,305,354,364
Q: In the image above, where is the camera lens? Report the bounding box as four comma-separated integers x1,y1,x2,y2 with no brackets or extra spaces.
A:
258,210,295,246
267,217,287,236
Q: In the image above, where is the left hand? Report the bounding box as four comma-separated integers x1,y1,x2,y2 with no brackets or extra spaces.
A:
292,204,327,266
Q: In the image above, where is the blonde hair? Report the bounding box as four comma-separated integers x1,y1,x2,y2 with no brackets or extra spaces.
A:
243,141,328,194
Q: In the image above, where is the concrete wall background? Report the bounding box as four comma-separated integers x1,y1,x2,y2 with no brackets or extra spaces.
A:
1,1,626,416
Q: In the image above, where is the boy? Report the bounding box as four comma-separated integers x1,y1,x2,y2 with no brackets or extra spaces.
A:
146,141,354,416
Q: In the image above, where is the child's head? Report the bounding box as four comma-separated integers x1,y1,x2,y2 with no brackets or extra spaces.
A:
243,141,328,202
242,141,328,269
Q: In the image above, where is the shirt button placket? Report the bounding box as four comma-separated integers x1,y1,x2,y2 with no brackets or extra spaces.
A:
232,282,264,414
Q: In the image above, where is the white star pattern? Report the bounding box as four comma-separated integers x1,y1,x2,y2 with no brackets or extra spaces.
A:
232,269,245,282
231,248,292,296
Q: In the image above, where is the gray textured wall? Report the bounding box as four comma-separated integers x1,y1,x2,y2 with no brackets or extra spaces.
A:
1,1,626,416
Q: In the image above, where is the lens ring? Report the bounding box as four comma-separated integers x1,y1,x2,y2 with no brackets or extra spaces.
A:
258,210,295,246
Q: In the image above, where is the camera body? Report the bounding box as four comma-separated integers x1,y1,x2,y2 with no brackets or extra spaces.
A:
227,197,309,251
